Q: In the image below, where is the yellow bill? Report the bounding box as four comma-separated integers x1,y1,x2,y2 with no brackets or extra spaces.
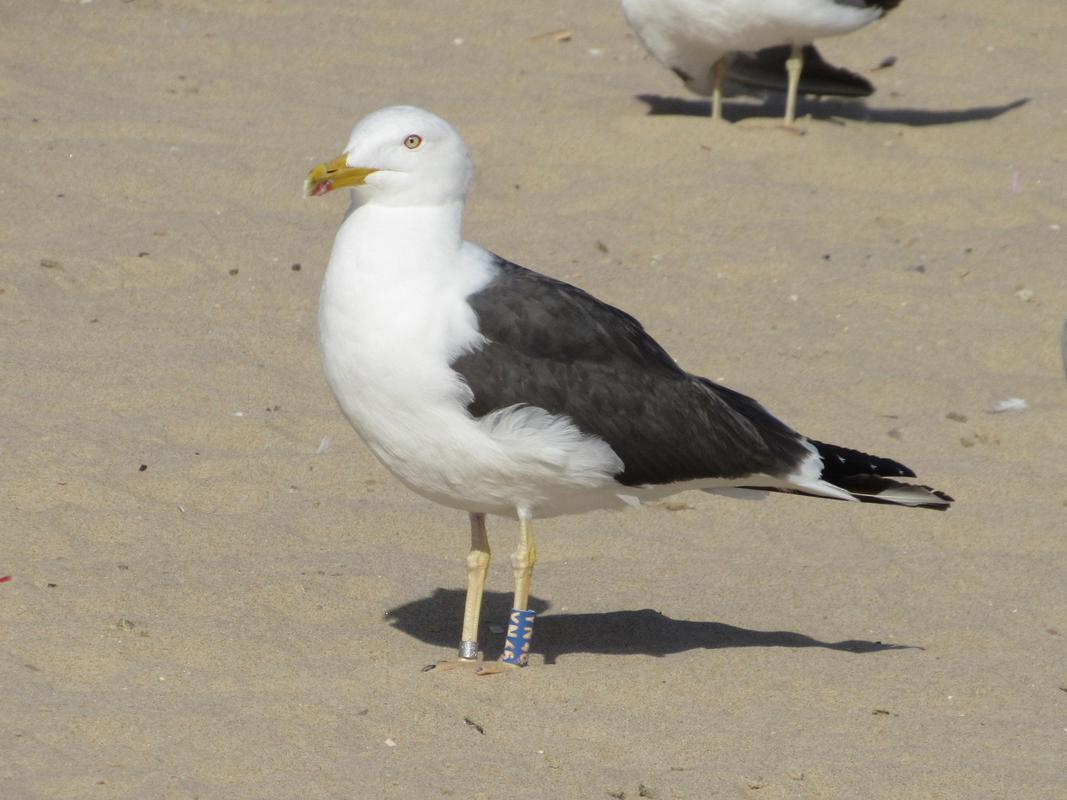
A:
304,154,378,197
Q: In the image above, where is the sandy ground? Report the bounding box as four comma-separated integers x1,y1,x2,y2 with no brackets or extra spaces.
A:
2,1,1066,797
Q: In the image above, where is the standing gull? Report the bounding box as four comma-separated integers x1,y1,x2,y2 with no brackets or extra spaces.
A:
305,106,951,673
621,0,902,123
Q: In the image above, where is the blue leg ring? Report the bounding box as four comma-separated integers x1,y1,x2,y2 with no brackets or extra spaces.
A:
500,608,536,666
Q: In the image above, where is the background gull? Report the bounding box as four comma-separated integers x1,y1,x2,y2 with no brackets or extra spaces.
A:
305,105,951,673
621,0,903,123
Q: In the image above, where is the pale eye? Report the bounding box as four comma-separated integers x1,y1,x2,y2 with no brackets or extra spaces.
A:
403,134,423,150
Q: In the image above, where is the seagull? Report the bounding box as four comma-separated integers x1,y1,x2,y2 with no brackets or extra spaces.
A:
305,106,951,673
621,0,902,123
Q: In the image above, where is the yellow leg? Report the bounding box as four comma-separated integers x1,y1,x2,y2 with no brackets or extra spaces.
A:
711,57,728,121
784,43,803,126
510,511,537,612
458,512,490,660
477,510,538,674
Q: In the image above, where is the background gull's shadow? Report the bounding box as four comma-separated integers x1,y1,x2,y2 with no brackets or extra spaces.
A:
385,588,918,665
636,93,1029,126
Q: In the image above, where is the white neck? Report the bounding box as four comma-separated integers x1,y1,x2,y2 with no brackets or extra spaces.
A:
319,194,492,366
331,197,465,281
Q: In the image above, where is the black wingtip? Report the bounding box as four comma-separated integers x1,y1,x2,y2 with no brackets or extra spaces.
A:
831,475,954,510
871,0,904,13
811,440,916,479
728,44,875,98
921,486,955,509
809,440,953,511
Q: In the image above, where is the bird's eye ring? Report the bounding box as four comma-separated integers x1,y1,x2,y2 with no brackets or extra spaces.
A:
404,134,423,150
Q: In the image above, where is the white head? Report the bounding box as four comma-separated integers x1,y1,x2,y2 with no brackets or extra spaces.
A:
304,106,473,208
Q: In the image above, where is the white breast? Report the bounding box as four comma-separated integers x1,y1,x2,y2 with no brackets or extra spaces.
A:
318,202,624,518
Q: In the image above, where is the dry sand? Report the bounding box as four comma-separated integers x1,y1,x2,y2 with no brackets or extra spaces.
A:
2,1,1065,797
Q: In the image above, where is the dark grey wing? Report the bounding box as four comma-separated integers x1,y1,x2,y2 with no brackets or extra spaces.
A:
730,44,874,98
452,257,811,487
832,0,902,11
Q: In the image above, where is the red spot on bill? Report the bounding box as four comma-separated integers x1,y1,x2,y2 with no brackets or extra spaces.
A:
0,575,12,584
312,180,333,197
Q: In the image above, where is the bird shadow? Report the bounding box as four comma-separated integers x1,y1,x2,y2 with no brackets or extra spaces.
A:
385,588,918,665
636,93,1030,127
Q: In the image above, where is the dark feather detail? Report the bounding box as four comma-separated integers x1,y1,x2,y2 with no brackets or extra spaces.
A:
809,441,954,509
833,0,903,13
742,477,953,510
453,257,811,487
453,256,952,510
729,44,874,98
827,475,953,509
811,440,915,479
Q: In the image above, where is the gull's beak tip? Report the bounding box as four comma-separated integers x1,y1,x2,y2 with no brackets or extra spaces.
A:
303,176,331,198
304,154,374,199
